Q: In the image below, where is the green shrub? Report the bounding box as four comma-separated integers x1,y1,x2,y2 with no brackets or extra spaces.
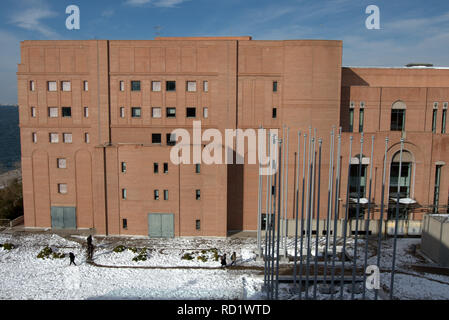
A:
52,252,66,259
1,243,15,250
127,247,138,253
182,253,194,260
197,255,208,262
113,245,126,253
0,178,23,221
37,246,53,259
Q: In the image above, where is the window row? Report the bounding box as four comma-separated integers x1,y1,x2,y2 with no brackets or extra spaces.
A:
121,189,201,200
32,132,90,144
119,107,208,119
121,162,201,174
120,80,208,93
29,80,88,92
121,218,201,231
30,106,89,119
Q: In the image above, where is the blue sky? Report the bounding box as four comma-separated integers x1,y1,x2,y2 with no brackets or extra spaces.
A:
1,0,449,104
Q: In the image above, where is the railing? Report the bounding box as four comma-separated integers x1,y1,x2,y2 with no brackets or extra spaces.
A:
0,216,24,229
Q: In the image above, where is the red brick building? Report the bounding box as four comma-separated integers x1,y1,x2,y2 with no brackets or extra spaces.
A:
17,37,449,237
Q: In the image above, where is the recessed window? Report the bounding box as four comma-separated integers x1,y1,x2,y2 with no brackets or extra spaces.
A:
61,81,71,92
57,158,67,169
196,219,201,230
49,133,59,143
122,219,128,229
391,109,406,131
121,162,127,173
63,133,72,144
163,163,168,174
203,81,209,92
84,107,89,118
152,133,162,144
32,132,37,143
350,101,355,108
273,81,278,92
131,81,141,91
432,109,438,133
442,109,447,134
154,163,159,174
195,164,201,174
152,81,161,92
62,107,72,118
83,81,88,91
30,80,35,91
154,190,159,200
152,107,162,118
120,81,125,91
48,81,57,92
196,189,201,200
186,107,196,118
164,190,169,201
84,132,90,143
434,102,439,109
122,188,127,200
31,107,36,118
272,108,277,119
48,107,58,118
359,108,364,133
131,107,141,118
58,184,68,194
349,108,354,132
167,133,176,146
166,81,176,92
203,107,209,119
187,81,197,92
120,107,125,118
360,101,366,108
166,107,176,118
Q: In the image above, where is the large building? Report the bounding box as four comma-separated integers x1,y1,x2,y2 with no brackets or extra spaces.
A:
17,37,449,237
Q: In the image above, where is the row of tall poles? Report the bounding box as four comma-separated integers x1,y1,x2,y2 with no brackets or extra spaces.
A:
259,126,406,300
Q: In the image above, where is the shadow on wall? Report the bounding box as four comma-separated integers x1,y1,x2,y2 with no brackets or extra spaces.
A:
421,215,449,267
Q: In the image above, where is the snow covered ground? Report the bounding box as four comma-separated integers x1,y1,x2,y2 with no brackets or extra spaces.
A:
1,232,449,300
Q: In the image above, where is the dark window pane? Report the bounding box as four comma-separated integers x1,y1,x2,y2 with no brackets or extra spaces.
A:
132,107,141,118
154,163,159,173
186,108,196,118
166,81,176,92
152,133,161,144
272,108,277,118
131,81,141,91
166,108,176,118
196,220,201,230
166,133,176,146
273,81,278,92
62,107,71,118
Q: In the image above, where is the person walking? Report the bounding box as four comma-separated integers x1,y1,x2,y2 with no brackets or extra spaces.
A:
230,252,237,266
86,235,94,260
221,253,227,268
69,252,76,266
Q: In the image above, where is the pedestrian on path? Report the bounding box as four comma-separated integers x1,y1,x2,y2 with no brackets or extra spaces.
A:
86,235,94,260
221,253,227,268
69,252,76,266
230,252,237,266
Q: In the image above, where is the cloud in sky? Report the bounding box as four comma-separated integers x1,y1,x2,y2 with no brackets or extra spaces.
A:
124,0,189,8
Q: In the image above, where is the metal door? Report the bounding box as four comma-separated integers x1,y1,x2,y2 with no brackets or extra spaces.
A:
148,213,174,238
51,207,76,229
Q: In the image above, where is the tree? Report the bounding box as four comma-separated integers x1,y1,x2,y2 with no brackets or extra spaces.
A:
0,178,23,220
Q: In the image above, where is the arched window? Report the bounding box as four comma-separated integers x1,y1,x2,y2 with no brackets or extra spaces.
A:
391,101,406,131
388,150,414,219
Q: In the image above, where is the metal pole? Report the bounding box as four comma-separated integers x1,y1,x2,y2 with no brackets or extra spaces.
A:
293,132,301,291
324,128,335,283
275,138,283,299
264,132,272,296
330,129,342,299
390,138,404,300
362,135,375,299
305,134,316,299
284,127,290,256
270,134,279,299
313,139,323,299
374,137,389,300
280,126,286,249
257,126,263,255
340,135,353,299
298,132,309,299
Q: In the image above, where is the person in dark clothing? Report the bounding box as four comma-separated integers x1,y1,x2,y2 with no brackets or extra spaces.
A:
87,235,92,247
86,235,94,260
230,252,237,266
221,253,227,268
69,252,76,266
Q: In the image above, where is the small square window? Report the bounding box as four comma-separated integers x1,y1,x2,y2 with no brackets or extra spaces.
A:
31,107,36,118
121,162,127,173
57,158,67,169
195,164,201,174
167,133,176,146
58,184,68,194
196,219,201,230
434,102,439,109
196,190,201,200
120,107,125,118
62,107,72,118
120,81,125,91
48,107,58,118
61,81,71,92
122,219,128,229
154,190,159,200
186,107,196,118
84,132,90,144
50,133,59,143
154,163,159,174
350,101,355,109
166,107,176,118
272,108,277,119
187,81,197,92
152,107,162,118
30,81,35,91
166,81,176,92
84,107,89,118
131,81,141,91
32,132,37,143
48,81,57,92
63,133,72,144
203,81,209,92
273,81,278,92
152,81,161,92
163,163,168,174
83,81,88,91
131,107,141,118
203,107,209,119
122,188,127,199
164,190,169,201
444,102,448,109
360,101,365,108
152,133,162,144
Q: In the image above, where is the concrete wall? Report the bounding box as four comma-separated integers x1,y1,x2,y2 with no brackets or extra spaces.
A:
422,214,449,267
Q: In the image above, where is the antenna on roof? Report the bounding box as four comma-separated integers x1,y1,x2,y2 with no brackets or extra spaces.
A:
154,26,163,38
406,63,434,68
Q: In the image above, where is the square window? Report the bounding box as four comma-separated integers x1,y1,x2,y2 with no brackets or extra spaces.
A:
152,81,161,92
196,189,201,200
57,158,67,169
62,107,72,118
273,81,278,92
120,107,125,118
61,81,71,92
31,107,36,118
63,133,72,143
166,81,176,92
50,133,59,143
186,107,196,118
196,220,201,230
434,102,439,109
154,190,159,200
30,81,35,91
152,107,162,118
167,133,176,146
48,81,57,92
122,219,128,229
166,107,176,118
48,107,58,118
84,132,90,143
122,188,127,199
120,81,125,91
195,164,201,174
360,101,365,108
154,163,159,174
121,162,127,173
131,81,141,91
350,101,355,108
203,107,208,119
152,133,162,144
83,81,88,91
163,163,168,174
58,184,68,194
84,107,89,118
203,81,209,92
187,81,197,92
131,107,141,118
272,108,277,119
164,190,169,201
32,132,37,143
